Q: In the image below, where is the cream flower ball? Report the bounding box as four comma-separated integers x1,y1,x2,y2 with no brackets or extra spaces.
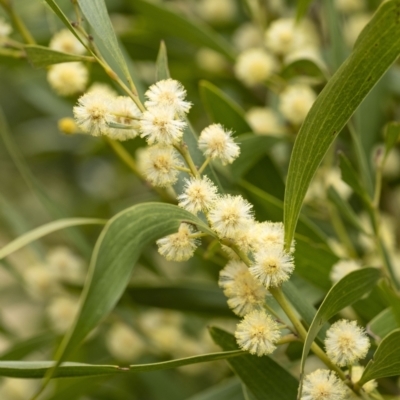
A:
265,18,319,56
234,48,277,86
246,107,284,136
279,84,317,125
325,319,370,367
47,62,88,96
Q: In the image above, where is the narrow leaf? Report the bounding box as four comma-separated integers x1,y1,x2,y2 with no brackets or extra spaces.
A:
25,45,95,68
77,0,131,84
293,235,338,291
199,80,251,135
0,351,242,378
284,0,400,249
55,203,214,364
128,284,231,316
230,134,281,182
299,268,381,392
384,121,400,154
131,0,236,60
359,330,400,385
339,152,370,204
129,350,243,373
327,186,368,234
368,308,398,342
378,280,400,326
0,361,123,378
210,327,298,400
0,218,106,261
156,41,170,81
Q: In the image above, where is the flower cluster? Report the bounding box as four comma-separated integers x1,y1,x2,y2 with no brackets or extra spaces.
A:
302,319,373,399
71,75,372,381
231,16,321,132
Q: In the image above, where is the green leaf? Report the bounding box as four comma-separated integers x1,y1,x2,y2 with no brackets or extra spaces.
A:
327,186,368,234
384,121,400,155
348,127,374,197
281,58,327,82
339,152,370,203
284,0,400,249
359,329,400,385
0,361,123,378
378,280,400,326
199,80,251,135
24,45,95,68
210,327,298,400
293,235,338,291
0,218,106,261
131,0,236,60
156,41,170,81
77,0,132,84
299,268,381,392
186,378,244,400
242,155,285,201
55,203,214,365
368,308,398,342
229,134,281,182
128,284,231,316
0,351,242,378
128,350,243,373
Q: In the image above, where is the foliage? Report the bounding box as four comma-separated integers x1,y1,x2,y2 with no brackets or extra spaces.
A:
0,0,400,399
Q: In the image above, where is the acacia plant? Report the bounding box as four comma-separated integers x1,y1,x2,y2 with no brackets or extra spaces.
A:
0,0,400,399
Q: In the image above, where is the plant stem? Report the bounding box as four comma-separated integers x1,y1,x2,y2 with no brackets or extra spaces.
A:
189,232,208,239
198,157,211,175
174,166,191,174
269,287,349,383
174,142,200,178
276,334,299,345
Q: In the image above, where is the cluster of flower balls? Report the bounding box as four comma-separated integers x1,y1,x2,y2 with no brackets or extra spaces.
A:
234,17,320,131
71,77,376,399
